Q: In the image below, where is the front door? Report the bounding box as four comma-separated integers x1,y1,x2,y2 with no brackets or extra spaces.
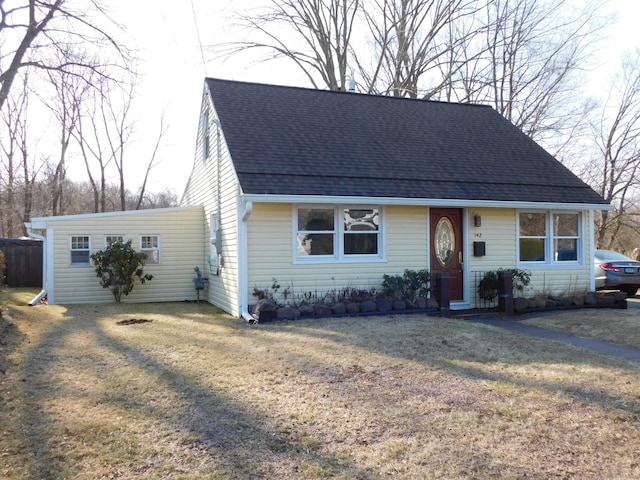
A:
430,208,464,301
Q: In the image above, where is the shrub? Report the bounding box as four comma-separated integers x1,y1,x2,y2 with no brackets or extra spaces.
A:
91,240,153,303
382,269,430,300
252,278,291,307
478,268,531,302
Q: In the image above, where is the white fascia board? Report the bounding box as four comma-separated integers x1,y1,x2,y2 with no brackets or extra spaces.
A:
240,194,613,211
30,205,204,224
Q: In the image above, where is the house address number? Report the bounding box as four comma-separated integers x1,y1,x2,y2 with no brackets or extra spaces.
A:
474,233,482,238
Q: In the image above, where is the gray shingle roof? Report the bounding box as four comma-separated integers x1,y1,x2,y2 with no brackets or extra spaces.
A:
205,78,608,206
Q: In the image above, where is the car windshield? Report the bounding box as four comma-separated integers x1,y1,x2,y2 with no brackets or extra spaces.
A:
595,250,633,262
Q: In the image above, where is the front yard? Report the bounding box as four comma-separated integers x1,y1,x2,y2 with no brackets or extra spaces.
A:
1,288,639,479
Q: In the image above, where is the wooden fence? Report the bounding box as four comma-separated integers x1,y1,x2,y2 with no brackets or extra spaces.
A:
0,238,43,287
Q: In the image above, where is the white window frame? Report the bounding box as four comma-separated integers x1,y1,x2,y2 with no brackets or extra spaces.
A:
105,235,125,246
294,205,385,263
140,235,160,264
70,235,91,266
517,210,583,267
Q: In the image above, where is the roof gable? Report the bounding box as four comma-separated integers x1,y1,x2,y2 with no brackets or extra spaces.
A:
205,78,607,206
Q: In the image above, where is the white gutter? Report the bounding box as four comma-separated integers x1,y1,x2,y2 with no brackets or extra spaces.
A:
240,193,614,211
24,222,47,306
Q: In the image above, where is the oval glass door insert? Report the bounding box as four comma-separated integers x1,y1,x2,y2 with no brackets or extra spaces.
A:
435,217,455,266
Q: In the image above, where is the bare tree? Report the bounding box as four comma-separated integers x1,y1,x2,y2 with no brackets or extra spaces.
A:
0,72,38,236
135,109,169,210
433,0,608,148
41,63,92,216
0,0,129,111
99,75,137,211
583,50,640,250
358,0,479,98
219,0,360,90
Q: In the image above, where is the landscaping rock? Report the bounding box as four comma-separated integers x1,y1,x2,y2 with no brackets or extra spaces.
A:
514,297,529,311
314,304,333,316
426,298,439,308
377,298,392,313
405,299,417,309
253,299,277,322
392,300,407,310
584,293,598,305
360,300,377,313
535,297,547,308
546,299,557,307
572,296,585,306
613,291,628,302
527,299,538,309
299,305,314,317
277,306,300,319
332,302,346,314
253,299,276,314
596,294,616,306
415,298,427,309
345,302,360,314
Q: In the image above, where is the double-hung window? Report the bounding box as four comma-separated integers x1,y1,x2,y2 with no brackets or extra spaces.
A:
295,206,382,261
140,235,160,264
518,211,581,264
70,235,91,266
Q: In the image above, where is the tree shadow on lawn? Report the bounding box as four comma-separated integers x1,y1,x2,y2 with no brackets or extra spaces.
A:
0,314,24,372
12,311,381,480
9,305,640,479
262,313,640,418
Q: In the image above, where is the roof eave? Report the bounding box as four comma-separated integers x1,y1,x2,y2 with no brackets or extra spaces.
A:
240,193,613,211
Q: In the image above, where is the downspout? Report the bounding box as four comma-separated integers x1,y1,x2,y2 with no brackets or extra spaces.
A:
240,199,254,322
589,209,596,292
25,223,47,306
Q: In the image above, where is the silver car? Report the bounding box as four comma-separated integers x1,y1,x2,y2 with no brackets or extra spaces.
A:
594,250,640,296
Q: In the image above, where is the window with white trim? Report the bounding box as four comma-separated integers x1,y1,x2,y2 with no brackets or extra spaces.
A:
518,211,581,264
140,235,160,264
296,206,382,261
105,235,124,246
70,235,91,265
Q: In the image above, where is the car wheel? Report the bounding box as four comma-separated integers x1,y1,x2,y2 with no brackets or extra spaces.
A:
622,287,638,297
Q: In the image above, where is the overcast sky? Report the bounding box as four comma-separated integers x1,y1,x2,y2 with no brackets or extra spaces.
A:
110,0,640,197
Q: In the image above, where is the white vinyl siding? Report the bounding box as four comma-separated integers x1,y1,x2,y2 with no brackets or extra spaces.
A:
39,206,205,305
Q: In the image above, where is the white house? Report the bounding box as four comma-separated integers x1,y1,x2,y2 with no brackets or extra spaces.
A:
28,78,612,317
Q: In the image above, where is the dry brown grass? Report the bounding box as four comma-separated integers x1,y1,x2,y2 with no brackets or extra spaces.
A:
522,302,640,350
2,288,640,479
